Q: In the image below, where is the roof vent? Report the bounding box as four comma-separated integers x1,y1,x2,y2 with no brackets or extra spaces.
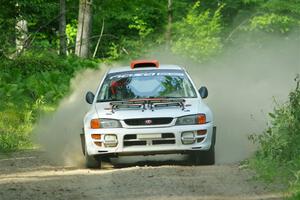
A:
130,60,159,69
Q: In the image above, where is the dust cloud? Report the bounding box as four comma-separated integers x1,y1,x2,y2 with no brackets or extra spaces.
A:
148,34,300,163
34,34,299,166
33,67,108,166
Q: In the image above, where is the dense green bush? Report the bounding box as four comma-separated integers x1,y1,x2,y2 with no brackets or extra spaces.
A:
248,13,297,34
172,1,224,63
249,76,300,198
0,51,98,152
251,80,300,162
0,108,33,151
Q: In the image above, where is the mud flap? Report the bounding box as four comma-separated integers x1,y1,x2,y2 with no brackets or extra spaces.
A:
212,126,217,147
80,133,85,155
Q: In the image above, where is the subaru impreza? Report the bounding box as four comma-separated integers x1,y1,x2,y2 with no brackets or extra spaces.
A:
81,60,216,168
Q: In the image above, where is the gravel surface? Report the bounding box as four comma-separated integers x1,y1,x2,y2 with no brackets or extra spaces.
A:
0,150,284,200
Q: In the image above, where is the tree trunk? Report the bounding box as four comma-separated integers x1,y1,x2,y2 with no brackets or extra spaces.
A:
15,19,28,54
165,0,172,49
75,0,93,58
59,0,67,56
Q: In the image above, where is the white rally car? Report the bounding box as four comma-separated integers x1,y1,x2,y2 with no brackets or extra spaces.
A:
81,60,216,168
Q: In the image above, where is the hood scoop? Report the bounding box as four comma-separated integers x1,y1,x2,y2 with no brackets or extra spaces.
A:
107,98,187,113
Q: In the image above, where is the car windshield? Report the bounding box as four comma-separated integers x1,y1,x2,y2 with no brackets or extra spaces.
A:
96,69,197,102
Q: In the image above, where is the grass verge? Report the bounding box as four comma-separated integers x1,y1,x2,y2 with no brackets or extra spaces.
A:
248,75,300,199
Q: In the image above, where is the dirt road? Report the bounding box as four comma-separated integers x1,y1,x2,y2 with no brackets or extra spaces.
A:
0,150,284,200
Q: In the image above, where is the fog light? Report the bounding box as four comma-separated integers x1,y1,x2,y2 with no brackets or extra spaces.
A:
104,134,118,147
197,138,204,143
197,130,207,135
181,131,195,144
94,142,102,147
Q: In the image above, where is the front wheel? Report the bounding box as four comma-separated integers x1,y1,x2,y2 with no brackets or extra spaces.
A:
85,147,101,169
189,145,215,165
81,133,102,169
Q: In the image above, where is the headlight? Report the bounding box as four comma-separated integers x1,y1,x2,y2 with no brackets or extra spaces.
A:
176,114,206,125
90,119,122,129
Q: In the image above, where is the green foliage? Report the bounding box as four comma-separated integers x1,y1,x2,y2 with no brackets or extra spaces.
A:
91,0,166,59
1,51,97,106
243,0,300,16
0,108,33,152
240,0,300,35
250,78,300,163
0,0,59,54
249,76,300,197
128,16,154,39
0,51,98,152
172,2,224,63
0,1,17,52
66,20,78,49
248,13,298,34
1,0,299,59
106,43,121,60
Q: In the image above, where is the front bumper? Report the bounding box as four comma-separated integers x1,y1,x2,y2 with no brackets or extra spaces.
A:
83,122,215,156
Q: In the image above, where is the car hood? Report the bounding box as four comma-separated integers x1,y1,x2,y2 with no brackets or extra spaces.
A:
94,98,202,120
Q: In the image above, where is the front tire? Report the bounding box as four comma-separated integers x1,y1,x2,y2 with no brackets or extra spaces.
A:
85,146,101,169
200,145,215,165
189,145,215,165
81,136,101,169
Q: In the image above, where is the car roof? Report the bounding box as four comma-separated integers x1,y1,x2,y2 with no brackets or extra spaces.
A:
107,64,184,74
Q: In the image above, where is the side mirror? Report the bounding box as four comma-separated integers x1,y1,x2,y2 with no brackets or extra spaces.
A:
85,91,95,104
199,86,208,99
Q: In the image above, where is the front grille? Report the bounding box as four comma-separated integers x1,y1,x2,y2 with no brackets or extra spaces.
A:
123,133,175,147
124,118,173,126
124,141,146,146
152,140,175,145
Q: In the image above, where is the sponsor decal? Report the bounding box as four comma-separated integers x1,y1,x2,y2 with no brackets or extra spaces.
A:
109,72,184,80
